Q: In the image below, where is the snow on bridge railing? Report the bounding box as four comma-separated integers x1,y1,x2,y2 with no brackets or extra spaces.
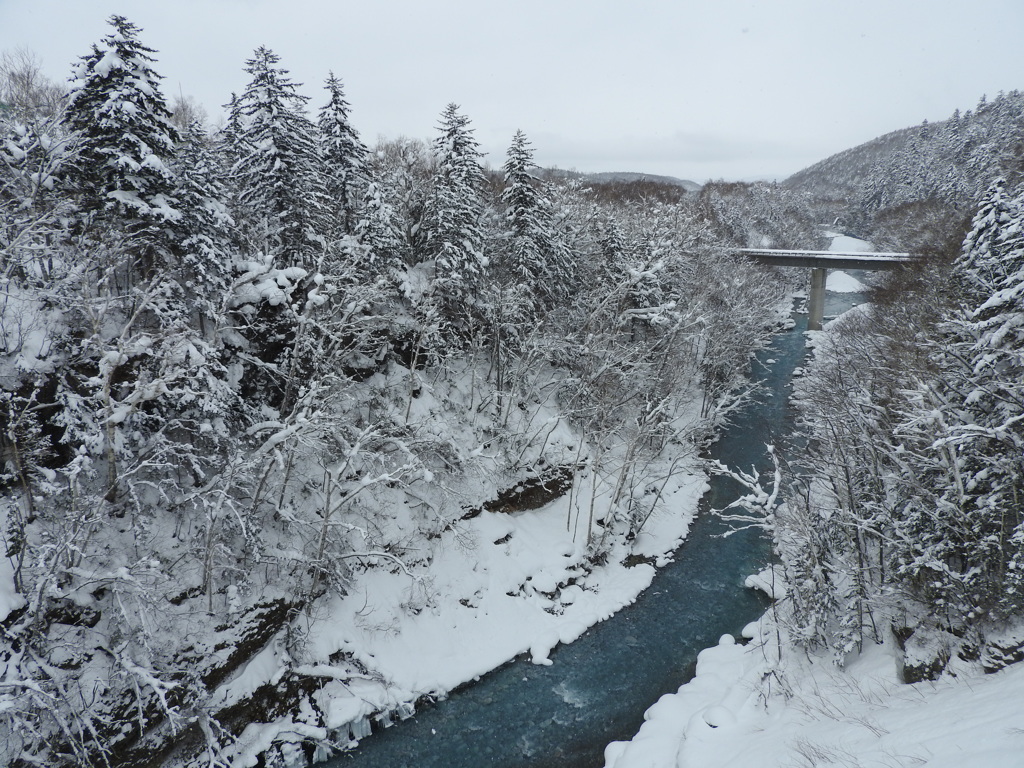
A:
736,248,913,260
736,248,917,270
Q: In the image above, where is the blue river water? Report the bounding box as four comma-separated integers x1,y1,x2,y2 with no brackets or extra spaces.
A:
325,289,856,768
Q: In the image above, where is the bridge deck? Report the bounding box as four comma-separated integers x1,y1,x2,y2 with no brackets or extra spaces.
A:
736,247,916,330
737,248,914,271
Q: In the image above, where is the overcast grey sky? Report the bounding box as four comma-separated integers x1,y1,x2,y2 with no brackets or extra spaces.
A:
3,0,1023,182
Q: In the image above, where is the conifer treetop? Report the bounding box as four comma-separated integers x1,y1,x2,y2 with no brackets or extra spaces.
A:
65,14,179,219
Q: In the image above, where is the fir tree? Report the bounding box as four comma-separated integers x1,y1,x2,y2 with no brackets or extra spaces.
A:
896,183,1024,624
499,129,573,308
952,185,1024,619
64,15,178,222
228,46,327,270
355,179,405,279
423,103,487,317
318,73,367,236
360,137,432,272
169,121,234,334
954,178,1019,307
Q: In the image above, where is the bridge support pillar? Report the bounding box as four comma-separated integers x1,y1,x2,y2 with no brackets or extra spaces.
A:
808,267,827,331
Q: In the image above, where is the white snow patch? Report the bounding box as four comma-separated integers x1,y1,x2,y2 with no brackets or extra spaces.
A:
605,611,1024,768
0,552,24,623
828,233,875,252
826,270,867,293
743,566,787,600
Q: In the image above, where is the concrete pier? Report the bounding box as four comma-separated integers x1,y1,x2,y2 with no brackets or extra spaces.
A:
808,267,827,331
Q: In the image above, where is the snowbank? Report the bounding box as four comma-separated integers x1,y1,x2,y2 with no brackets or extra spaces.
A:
826,270,867,293
827,232,876,253
298,463,709,729
606,609,1024,768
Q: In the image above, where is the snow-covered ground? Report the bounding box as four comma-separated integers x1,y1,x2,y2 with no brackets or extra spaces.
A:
299,466,706,727
826,269,867,293
824,232,871,293
604,607,1024,768
827,233,876,253
227,477,708,763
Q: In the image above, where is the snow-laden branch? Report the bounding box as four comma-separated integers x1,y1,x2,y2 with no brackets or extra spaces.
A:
102,643,182,734
710,443,783,537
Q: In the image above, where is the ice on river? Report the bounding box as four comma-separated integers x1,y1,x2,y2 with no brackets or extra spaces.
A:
552,679,590,709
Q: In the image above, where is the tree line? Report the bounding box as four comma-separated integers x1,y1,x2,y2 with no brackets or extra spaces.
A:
742,176,1024,679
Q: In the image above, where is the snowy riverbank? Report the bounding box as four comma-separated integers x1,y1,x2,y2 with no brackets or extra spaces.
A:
217,380,715,765
604,600,1024,768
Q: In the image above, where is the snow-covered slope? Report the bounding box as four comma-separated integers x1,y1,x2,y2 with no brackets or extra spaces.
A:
605,611,1024,768
212,364,714,766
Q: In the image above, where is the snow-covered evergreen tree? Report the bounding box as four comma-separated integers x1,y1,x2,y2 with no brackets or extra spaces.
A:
954,178,1020,306
354,179,405,279
937,182,1024,620
221,47,336,411
422,104,487,322
228,46,327,270
358,137,432,275
63,15,178,223
499,129,573,308
318,72,367,236
168,121,235,334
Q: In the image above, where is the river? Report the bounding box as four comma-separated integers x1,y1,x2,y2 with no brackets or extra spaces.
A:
325,286,862,768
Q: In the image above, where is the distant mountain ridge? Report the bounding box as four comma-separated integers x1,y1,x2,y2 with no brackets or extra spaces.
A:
585,171,702,192
784,91,1024,215
537,167,702,192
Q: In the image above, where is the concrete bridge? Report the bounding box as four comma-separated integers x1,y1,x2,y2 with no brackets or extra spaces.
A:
737,248,915,330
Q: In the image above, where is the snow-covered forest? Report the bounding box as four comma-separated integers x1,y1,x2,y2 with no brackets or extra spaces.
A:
764,92,1024,673
0,17,825,767
5,13,1024,768
787,90,1024,254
